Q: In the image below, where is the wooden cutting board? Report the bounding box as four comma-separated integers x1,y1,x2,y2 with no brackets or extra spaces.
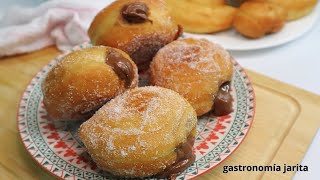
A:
0,47,319,180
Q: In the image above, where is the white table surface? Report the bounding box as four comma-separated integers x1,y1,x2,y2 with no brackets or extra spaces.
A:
233,11,320,95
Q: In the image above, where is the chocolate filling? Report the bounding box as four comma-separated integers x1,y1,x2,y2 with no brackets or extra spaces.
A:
105,50,134,88
174,25,184,40
130,39,164,71
155,135,195,180
213,82,233,116
122,2,152,23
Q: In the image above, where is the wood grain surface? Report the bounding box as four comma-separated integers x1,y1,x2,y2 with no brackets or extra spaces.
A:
0,47,319,180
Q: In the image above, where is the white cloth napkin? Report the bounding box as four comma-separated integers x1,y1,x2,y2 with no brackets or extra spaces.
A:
0,0,113,57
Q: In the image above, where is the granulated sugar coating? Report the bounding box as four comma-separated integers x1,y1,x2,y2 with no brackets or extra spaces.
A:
150,38,234,116
41,46,138,121
87,0,180,71
78,86,197,178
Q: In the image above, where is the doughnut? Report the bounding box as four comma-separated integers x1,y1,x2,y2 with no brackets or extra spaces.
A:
88,0,181,71
42,46,138,121
150,38,234,116
233,1,287,38
166,0,237,33
250,0,318,21
78,86,197,179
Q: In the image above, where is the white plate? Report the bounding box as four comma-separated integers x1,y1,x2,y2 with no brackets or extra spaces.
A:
184,8,319,51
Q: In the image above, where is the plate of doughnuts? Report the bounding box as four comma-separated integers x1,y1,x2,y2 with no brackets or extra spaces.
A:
18,41,255,179
18,0,255,179
184,7,319,51
168,0,319,51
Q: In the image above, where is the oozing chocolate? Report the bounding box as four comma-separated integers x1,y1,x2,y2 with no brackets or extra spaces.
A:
105,50,134,88
213,82,233,116
174,25,184,40
122,2,152,23
155,135,196,179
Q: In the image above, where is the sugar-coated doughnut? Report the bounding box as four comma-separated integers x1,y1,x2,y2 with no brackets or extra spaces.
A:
150,38,234,116
88,0,181,71
78,86,197,178
42,46,138,121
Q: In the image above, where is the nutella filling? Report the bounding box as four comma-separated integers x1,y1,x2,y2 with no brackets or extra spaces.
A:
155,135,196,180
105,50,134,88
122,2,152,23
213,82,233,116
174,25,184,40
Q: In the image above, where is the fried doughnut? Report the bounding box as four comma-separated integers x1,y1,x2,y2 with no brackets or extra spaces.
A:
233,1,287,38
150,38,234,116
42,46,138,121
166,0,237,33
251,0,318,21
78,86,197,178
88,0,181,71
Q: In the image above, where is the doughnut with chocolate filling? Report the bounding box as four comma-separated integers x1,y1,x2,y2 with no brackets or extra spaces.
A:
88,0,182,71
150,38,234,116
42,46,138,121
78,86,197,178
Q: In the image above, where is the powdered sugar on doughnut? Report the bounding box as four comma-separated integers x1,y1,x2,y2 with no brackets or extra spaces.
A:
78,86,197,177
152,38,232,73
82,86,191,136
42,46,139,121
150,38,234,116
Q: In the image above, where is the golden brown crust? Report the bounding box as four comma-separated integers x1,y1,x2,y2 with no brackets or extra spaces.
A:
233,1,287,38
150,38,233,116
166,0,237,33
250,0,318,21
78,86,197,178
42,46,138,121
88,0,180,70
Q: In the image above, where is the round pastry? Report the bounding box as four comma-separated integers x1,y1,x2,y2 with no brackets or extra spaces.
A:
233,1,287,38
78,86,197,178
42,46,138,121
166,0,237,33
88,0,182,71
150,38,234,116
250,0,318,21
